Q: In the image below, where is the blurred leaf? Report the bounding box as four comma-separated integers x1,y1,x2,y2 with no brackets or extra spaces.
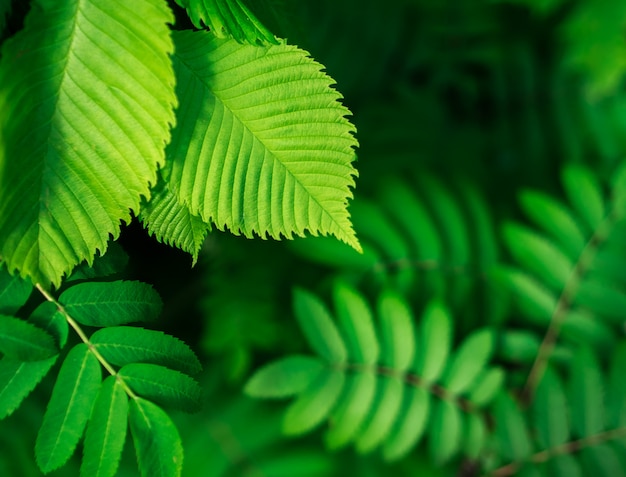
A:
377,290,415,371
245,356,325,399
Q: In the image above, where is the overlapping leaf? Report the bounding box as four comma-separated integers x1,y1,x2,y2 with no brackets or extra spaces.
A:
0,0,177,287
167,31,359,251
246,281,502,462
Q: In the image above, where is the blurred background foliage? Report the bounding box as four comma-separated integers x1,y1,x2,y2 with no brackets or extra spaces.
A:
4,0,626,475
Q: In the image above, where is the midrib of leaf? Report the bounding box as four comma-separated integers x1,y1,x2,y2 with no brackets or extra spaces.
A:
169,34,360,250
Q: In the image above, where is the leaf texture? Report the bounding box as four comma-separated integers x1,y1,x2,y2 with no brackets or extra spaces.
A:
176,0,278,44
90,326,202,375
129,398,183,477
0,314,58,361
36,343,102,473
81,376,128,477
0,265,32,315
168,31,360,250
60,281,163,327
0,0,177,287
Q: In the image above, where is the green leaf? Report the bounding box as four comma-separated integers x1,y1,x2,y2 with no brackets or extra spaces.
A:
0,0,177,287
293,288,347,363
607,343,626,428
28,301,69,349
377,290,415,372
518,190,587,259
416,301,451,383
502,222,574,290
548,455,583,477
443,328,494,395
562,165,606,232
0,314,58,361
468,367,505,407
66,242,129,283
168,31,360,251
325,372,377,449
176,0,278,44
355,376,404,453
283,368,344,435
382,387,430,461
581,445,626,477
533,366,569,448
497,267,556,326
90,326,202,375
129,398,183,477
60,281,163,327
569,346,604,437
332,280,379,365
463,412,487,459
0,265,32,315
36,343,102,473
0,356,57,420
81,376,128,477
140,175,210,264
493,392,533,461
244,355,325,398
574,276,626,324
119,363,202,413
428,400,462,465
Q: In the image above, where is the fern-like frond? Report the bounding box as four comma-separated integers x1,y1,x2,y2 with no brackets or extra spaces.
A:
168,31,360,251
245,280,503,463
0,0,177,287
499,163,626,396
175,0,278,45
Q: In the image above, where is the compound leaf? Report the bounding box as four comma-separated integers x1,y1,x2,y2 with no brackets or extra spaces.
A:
60,281,162,327
119,363,202,413
0,0,177,287
169,31,359,251
91,326,202,375
81,376,128,477
0,314,58,361
129,398,183,477
36,344,102,473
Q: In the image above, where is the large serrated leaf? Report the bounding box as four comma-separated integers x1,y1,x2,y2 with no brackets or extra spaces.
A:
332,280,379,365
81,376,128,477
129,398,183,477
283,368,344,435
428,399,462,465
140,175,210,264
119,363,202,413
0,314,58,361
0,0,177,287
36,343,102,473
0,265,32,315
293,288,347,363
244,355,325,399
355,376,404,453
176,0,278,44
90,326,202,375
60,281,162,327
168,31,360,251
325,372,377,449
443,328,494,395
377,290,415,372
416,301,451,383
382,387,430,461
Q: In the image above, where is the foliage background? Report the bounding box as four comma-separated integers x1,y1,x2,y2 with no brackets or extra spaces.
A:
3,0,626,475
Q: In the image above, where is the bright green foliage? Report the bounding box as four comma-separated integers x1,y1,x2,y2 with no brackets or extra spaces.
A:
81,376,128,477
167,31,359,250
35,344,102,473
129,398,184,477
175,0,279,45
0,0,177,288
246,282,503,462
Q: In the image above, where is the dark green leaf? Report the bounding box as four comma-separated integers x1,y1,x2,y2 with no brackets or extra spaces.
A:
129,398,183,477
0,314,57,361
562,165,606,232
493,392,532,461
81,376,128,477
0,265,32,315
533,366,569,448
36,344,102,473
60,281,162,327
569,346,604,437
91,326,202,375
244,355,325,399
119,363,202,413
428,399,462,464
383,387,430,461
28,302,69,349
